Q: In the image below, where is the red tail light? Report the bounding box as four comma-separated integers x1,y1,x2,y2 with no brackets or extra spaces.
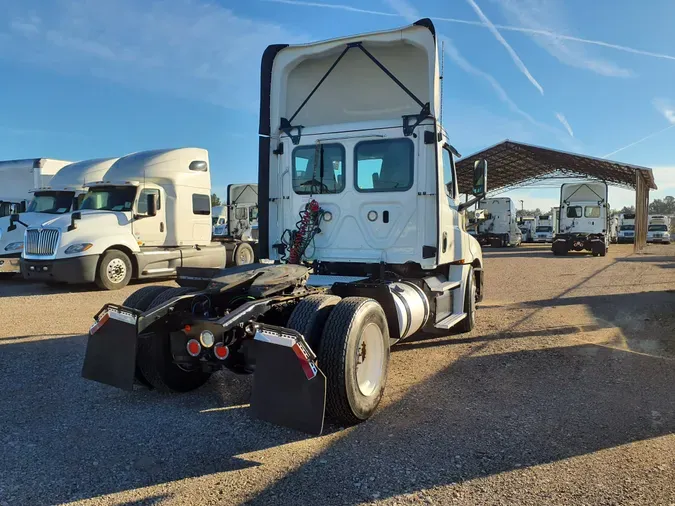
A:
214,343,229,360
186,339,201,357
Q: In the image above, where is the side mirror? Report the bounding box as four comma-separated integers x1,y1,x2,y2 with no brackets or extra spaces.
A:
72,196,80,211
147,193,158,217
68,211,82,232
7,213,20,232
189,160,208,172
472,159,488,196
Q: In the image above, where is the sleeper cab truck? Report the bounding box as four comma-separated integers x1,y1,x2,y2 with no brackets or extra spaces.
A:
617,213,636,243
21,148,226,289
552,182,609,256
647,215,671,244
81,19,490,434
534,215,553,243
0,158,71,217
476,198,522,247
0,158,118,276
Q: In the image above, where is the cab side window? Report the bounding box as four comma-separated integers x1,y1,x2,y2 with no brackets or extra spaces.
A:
442,146,455,199
137,189,160,214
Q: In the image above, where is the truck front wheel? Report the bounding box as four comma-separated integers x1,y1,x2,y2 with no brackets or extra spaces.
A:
136,287,212,393
319,297,390,425
234,243,255,266
96,249,132,290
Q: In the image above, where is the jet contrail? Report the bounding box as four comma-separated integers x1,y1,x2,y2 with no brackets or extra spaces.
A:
603,124,675,158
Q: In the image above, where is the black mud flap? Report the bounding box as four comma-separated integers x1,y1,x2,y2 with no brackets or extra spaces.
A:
82,306,139,391
250,325,327,435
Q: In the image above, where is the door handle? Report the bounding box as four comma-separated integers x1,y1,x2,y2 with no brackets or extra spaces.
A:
160,222,164,232
442,232,448,252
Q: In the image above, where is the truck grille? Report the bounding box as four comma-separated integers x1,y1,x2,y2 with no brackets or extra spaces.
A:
25,228,60,256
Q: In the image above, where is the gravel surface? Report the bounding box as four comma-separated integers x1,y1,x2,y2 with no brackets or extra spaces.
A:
1,244,674,506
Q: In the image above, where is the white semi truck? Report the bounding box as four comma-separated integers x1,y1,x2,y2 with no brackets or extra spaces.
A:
617,213,636,243
21,148,226,289
647,215,671,244
553,181,609,256
0,158,117,276
82,19,489,435
0,158,71,217
534,214,554,243
519,215,536,242
476,198,522,247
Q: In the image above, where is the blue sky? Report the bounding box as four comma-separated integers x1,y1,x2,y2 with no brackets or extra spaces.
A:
1,0,674,209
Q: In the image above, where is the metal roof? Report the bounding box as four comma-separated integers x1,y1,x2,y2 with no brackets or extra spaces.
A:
456,140,657,195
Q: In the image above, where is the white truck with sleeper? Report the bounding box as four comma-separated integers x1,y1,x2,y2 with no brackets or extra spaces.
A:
476,198,522,247
0,158,117,276
552,181,609,256
647,215,671,244
81,19,489,435
0,158,71,217
534,214,553,243
21,148,226,289
617,213,635,243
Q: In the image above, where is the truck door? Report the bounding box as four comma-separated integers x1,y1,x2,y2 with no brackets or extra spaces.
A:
132,188,167,247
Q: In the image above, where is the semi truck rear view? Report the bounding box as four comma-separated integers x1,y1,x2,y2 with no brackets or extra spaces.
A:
553,182,609,256
81,18,490,435
476,198,522,247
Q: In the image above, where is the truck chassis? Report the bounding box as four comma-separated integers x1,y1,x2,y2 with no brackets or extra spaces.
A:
552,232,607,256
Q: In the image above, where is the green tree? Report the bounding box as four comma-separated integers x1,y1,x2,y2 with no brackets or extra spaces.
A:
211,193,222,207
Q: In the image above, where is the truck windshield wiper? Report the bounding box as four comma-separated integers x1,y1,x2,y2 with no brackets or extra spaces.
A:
298,179,330,193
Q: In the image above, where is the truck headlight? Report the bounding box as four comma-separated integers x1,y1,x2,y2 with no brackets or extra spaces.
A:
4,242,23,252
65,243,93,254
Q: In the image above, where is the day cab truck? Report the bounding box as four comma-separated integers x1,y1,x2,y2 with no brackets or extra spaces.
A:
0,158,117,276
534,214,554,243
476,198,522,247
82,19,489,435
519,215,536,242
617,213,635,243
214,183,259,266
553,181,609,256
0,158,71,217
647,215,671,244
21,148,226,289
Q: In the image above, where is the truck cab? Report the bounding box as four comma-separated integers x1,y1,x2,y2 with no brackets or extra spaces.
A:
534,215,553,243
0,158,117,275
21,148,225,289
647,215,671,244
617,213,636,243
0,158,71,217
553,182,609,256
212,205,228,237
476,198,522,247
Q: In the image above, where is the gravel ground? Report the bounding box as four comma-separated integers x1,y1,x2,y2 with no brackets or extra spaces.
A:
0,243,674,506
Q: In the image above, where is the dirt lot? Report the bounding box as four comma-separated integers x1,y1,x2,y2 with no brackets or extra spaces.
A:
1,243,674,506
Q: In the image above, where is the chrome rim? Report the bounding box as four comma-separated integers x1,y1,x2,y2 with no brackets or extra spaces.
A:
356,323,385,397
238,247,253,264
106,258,127,284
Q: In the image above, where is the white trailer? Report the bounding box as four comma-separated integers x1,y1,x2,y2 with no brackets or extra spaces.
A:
82,19,489,434
21,148,226,289
534,214,553,243
617,213,636,243
647,215,671,244
0,158,117,275
553,181,609,256
519,215,536,242
476,198,522,247
0,158,71,216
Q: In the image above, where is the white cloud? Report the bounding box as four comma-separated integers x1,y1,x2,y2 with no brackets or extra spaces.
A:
653,98,675,124
464,0,543,95
492,0,634,77
555,113,573,137
0,0,306,109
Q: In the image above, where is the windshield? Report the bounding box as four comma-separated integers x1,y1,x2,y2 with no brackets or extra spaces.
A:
26,191,75,214
649,225,668,231
80,186,137,212
620,225,635,231
536,226,552,232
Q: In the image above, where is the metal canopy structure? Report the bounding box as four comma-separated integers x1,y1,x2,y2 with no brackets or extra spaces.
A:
456,140,658,252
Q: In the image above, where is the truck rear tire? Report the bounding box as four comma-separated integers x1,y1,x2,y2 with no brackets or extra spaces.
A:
122,285,173,386
96,249,132,290
287,294,341,351
136,287,212,393
456,267,477,333
319,297,390,425
234,243,255,266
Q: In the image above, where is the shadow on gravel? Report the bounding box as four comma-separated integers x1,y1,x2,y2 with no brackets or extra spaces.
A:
616,255,675,263
0,278,176,298
0,334,304,505
247,341,675,505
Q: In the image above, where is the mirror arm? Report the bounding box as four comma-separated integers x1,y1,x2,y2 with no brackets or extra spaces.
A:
458,193,485,213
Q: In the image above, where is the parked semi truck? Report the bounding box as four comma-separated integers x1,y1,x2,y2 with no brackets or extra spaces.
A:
81,19,489,435
219,184,259,266
0,158,71,217
519,215,536,242
553,182,609,256
0,158,117,276
476,198,522,247
617,213,635,243
21,148,226,289
534,215,554,243
647,215,671,244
